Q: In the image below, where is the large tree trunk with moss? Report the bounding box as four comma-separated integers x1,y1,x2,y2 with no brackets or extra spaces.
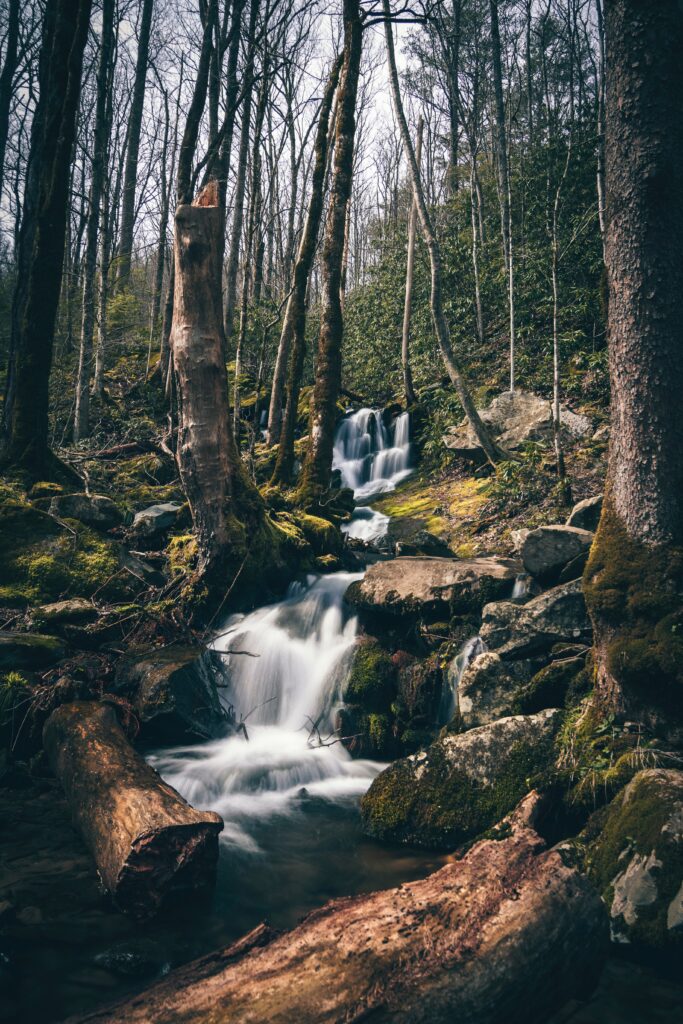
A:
44,701,223,919
297,0,362,501
270,55,342,483
584,0,683,743
1,0,92,477
171,182,266,595
71,805,607,1024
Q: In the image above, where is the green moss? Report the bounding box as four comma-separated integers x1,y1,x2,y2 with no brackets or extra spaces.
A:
586,771,683,947
512,655,586,715
584,501,683,723
345,638,397,712
167,534,198,578
362,733,555,849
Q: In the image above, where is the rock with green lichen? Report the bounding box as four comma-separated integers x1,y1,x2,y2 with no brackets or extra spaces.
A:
585,768,683,948
113,646,228,744
32,599,99,631
49,493,123,530
361,708,563,848
344,636,397,711
511,653,587,715
0,631,66,670
480,579,591,659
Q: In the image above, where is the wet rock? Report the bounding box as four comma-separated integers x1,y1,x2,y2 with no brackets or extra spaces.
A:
361,708,562,848
521,524,594,583
345,556,521,624
566,494,603,532
131,502,184,538
443,390,591,460
0,631,66,670
480,579,591,658
49,493,123,530
587,768,683,948
113,646,227,744
33,598,99,630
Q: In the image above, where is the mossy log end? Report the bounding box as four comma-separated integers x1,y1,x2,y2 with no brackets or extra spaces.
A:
43,701,223,918
70,818,607,1024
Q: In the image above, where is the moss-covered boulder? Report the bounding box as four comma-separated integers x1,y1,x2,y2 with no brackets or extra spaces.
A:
361,708,562,848
0,631,66,670
113,646,227,744
49,493,123,530
585,769,683,948
344,637,396,711
511,653,587,715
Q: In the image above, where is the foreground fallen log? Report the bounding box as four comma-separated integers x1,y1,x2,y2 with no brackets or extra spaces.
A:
73,798,607,1024
43,701,223,918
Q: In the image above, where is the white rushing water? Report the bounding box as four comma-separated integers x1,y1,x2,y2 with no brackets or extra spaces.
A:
333,408,412,542
438,635,488,724
152,408,414,852
150,573,381,851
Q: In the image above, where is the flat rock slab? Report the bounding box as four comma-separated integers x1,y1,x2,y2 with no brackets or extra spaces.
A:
345,556,521,619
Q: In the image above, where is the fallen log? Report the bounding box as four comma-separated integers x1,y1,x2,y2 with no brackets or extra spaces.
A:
71,802,608,1024
43,701,223,918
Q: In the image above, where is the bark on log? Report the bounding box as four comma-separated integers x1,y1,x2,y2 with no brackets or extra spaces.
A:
71,811,607,1023
43,701,223,918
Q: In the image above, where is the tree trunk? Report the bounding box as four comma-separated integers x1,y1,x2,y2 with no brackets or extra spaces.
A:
0,0,20,200
70,811,607,1024
115,0,154,291
43,701,223,919
270,55,342,483
489,0,516,393
297,0,362,501
223,0,260,347
1,0,93,477
584,0,683,743
401,117,422,407
74,0,115,442
171,182,265,592
383,1,508,466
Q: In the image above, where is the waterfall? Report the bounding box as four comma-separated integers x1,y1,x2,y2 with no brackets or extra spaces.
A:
153,407,413,853
438,636,487,725
150,573,380,851
333,408,412,541
512,573,531,600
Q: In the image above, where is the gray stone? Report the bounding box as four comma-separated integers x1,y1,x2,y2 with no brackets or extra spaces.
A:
480,579,591,659
521,524,594,582
567,495,603,532
33,598,98,629
443,390,591,459
345,556,521,621
132,502,184,538
49,493,123,529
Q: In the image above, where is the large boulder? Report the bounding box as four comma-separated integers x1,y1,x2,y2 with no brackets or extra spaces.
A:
521,524,594,583
586,769,683,948
443,390,591,460
49,493,123,530
345,556,521,623
113,646,227,744
480,579,591,659
566,494,603,532
0,631,66,670
361,708,562,848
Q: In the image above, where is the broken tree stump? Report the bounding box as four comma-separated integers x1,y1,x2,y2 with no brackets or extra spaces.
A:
43,701,223,918
71,812,608,1023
